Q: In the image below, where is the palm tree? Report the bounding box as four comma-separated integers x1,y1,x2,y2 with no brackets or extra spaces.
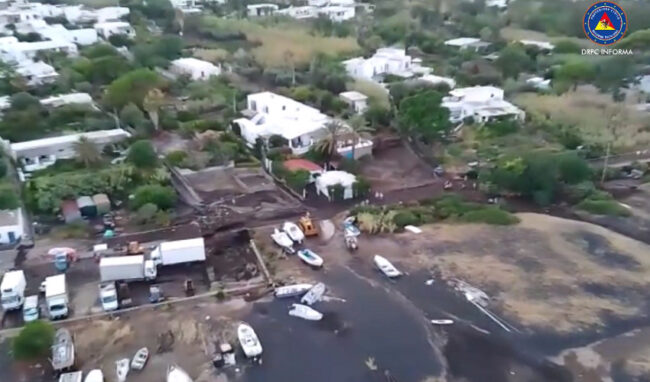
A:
315,120,346,169
143,88,165,131
348,115,374,160
73,136,102,167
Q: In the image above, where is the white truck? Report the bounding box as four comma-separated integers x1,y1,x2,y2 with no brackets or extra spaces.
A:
45,274,69,320
151,237,206,266
99,255,157,283
1,270,26,311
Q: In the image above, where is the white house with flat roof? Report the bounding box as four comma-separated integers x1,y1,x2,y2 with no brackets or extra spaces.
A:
15,60,58,85
170,58,221,80
419,74,456,89
444,37,490,51
339,91,368,114
1,39,77,62
519,39,555,51
0,208,24,244
343,48,432,82
41,92,94,108
233,92,373,158
10,129,131,172
94,21,135,39
247,3,279,16
318,5,355,21
275,6,317,19
442,86,525,124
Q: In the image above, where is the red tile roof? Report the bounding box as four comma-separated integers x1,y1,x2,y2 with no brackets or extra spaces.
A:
284,159,322,172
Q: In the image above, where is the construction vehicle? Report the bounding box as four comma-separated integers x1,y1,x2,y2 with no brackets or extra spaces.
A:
298,213,318,237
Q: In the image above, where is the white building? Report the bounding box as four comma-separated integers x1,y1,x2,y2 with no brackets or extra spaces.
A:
526,76,551,91
486,0,508,9
419,74,456,89
15,60,58,86
247,3,279,17
94,21,135,39
170,58,221,80
1,39,78,62
0,208,24,244
41,92,94,108
10,129,131,172
444,37,490,51
233,92,373,158
441,86,525,124
339,91,368,114
318,5,355,22
519,39,555,51
275,6,317,19
36,24,98,46
315,171,356,200
94,6,130,22
343,48,432,82
276,0,355,22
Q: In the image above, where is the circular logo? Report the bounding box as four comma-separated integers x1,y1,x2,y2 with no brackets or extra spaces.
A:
584,2,627,45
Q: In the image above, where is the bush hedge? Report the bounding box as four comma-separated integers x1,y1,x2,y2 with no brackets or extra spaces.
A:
576,199,631,217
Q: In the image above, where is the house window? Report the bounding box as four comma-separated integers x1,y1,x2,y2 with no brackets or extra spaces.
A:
263,106,269,113
251,101,257,111
282,105,286,111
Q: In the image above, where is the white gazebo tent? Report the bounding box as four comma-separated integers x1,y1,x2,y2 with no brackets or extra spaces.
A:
315,171,357,200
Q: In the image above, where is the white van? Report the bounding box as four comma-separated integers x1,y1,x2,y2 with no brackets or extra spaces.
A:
22,295,39,322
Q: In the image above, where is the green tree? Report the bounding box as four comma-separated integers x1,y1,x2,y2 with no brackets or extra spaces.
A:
73,136,103,168
284,169,311,192
348,115,374,160
12,321,55,361
553,39,581,54
398,90,450,142
554,59,596,92
0,186,19,210
119,103,147,129
557,153,592,185
495,43,533,79
618,28,650,50
132,184,177,210
143,88,165,131
315,120,346,167
127,140,159,169
104,69,164,109
10,92,39,109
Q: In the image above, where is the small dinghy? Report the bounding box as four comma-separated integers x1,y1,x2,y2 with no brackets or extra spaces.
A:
282,221,305,243
167,365,193,382
131,347,149,370
430,319,454,325
115,358,129,382
297,249,323,267
343,217,361,236
271,228,294,253
84,369,103,382
238,323,263,358
289,303,323,321
374,255,402,278
300,282,326,306
274,283,313,298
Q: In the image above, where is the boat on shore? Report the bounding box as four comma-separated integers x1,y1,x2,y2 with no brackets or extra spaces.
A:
282,221,305,243
238,323,263,358
131,347,149,370
300,282,326,305
271,228,295,253
52,328,75,373
374,255,402,278
115,358,129,382
297,249,324,267
167,365,193,382
430,319,454,325
274,283,313,298
84,369,104,382
289,303,323,321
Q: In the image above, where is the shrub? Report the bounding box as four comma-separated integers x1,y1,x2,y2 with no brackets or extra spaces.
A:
165,150,187,167
392,210,420,228
338,158,360,174
285,169,310,192
576,199,631,217
127,140,159,169
0,186,19,210
353,177,371,198
328,184,345,201
0,160,7,178
460,208,520,225
135,203,158,224
12,321,55,360
132,185,177,210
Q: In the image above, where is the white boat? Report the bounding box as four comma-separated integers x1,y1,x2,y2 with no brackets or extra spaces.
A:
374,255,402,278
300,282,326,306
131,347,149,370
271,228,294,253
297,249,323,267
238,323,263,358
52,328,75,372
167,365,193,382
431,319,454,325
274,283,313,298
84,369,104,382
289,303,323,321
282,221,305,243
115,358,129,382
404,225,422,234
343,224,360,237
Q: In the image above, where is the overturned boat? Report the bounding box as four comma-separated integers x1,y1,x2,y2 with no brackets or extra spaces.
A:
84,370,104,382
51,328,75,373
167,365,193,382
238,323,263,358
282,221,305,243
115,358,129,382
271,228,294,253
274,283,313,298
131,347,149,371
297,249,324,268
301,282,326,306
289,303,323,321
374,255,402,278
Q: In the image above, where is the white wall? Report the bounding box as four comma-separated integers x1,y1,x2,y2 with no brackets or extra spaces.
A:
0,209,23,244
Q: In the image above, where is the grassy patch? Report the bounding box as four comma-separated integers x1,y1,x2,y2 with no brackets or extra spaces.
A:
576,199,632,217
460,207,520,225
199,17,359,67
515,88,649,150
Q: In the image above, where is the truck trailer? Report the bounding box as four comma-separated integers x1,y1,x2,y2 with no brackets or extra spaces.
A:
45,274,69,320
151,237,206,266
99,255,156,283
1,270,26,311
